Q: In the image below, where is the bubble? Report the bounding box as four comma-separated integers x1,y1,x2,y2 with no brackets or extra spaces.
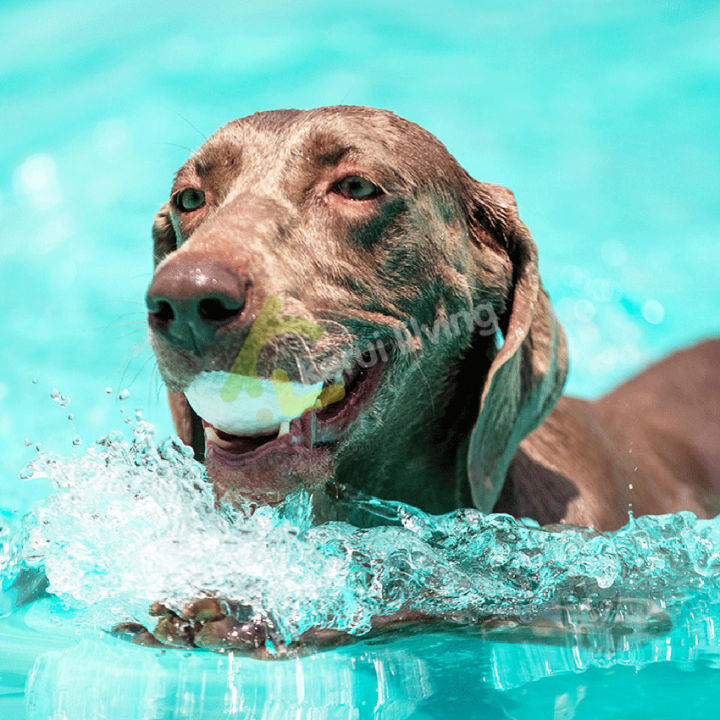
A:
50,389,60,400
588,278,614,303
573,299,596,322
67,413,74,421
13,153,61,210
105,387,112,395
642,299,665,325
32,377,39,385
72,436,82,446
117,389,130,401
24,439,33,447
256,407,274,425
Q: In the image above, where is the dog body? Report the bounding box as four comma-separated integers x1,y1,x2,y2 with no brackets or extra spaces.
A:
146,106,720,533
498,339,720,529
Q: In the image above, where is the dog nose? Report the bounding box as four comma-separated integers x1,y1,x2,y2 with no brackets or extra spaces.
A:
146,259,247,354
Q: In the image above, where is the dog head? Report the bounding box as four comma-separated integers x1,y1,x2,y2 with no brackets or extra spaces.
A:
147,107,567,511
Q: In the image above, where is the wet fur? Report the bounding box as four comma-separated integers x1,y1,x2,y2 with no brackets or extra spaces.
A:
149,106,720,531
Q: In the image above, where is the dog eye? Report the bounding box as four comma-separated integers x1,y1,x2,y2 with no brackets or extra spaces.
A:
175,188,206,212
334,176,382,200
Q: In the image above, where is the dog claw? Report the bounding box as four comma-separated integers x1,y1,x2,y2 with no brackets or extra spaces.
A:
153,614,196,647
149,601,172,617
111,622,165,648
183,596,226,622
194,616,264,650
132,630,166,647
111,621,147,636
113,598,280,654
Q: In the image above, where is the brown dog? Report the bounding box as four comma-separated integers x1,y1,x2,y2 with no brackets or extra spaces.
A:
130,106,720,652
146,106,720,534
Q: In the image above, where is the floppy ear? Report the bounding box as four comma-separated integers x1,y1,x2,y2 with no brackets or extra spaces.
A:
151,204,205,460
152,202,178,268
466,183,568,512
167,391,205,461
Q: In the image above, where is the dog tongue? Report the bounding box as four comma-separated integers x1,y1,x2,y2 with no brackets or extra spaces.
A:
185,371,324,435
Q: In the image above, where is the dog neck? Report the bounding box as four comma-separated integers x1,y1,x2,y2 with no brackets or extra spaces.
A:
332,333,494,516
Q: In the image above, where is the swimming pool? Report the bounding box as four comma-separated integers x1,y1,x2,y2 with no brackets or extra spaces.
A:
1,0,719,717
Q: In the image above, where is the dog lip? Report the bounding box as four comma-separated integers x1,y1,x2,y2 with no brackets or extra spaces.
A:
200,359,384,466
205,424,311,467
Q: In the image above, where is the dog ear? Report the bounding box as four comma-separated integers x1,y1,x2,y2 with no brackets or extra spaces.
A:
466,182,568,511
152,202,177,268
167,391,205,461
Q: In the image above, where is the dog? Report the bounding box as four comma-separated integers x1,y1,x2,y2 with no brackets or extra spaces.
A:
132,106,720,651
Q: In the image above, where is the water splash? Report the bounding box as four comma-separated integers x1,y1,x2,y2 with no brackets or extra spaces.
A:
2,417,720,645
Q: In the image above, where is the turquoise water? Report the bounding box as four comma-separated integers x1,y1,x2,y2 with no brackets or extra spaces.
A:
1,0,720,717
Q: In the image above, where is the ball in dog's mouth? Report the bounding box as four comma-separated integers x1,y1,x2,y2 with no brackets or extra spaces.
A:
184,360,384,469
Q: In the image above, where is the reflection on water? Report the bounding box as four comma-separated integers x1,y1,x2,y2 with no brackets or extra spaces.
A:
9,593,720,719
24,618,438,719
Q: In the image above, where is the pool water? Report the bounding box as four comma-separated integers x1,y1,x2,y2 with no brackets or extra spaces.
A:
1,0,719,717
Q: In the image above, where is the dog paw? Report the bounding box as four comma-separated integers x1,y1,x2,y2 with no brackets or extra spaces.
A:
111,598,278,655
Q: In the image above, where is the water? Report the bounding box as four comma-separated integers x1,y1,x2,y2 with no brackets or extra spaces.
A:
2,0,719,717
5,418,720,718
6,418,720,640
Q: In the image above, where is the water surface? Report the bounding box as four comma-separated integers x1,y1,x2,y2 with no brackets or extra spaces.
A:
1,0,719,717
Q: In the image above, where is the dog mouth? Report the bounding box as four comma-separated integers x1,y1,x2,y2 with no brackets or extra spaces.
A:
189,360,384,467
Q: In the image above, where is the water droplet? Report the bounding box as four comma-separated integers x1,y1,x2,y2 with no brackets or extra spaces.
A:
117,388,130,400
573,298,596,323
72,436,82,446
642,299,665,325
105,387,112,394
32,377,39,384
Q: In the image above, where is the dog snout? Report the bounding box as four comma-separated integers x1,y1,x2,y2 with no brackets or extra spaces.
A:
146,258,248,354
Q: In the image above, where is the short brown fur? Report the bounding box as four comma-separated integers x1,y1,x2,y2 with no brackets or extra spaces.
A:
147,106,720,532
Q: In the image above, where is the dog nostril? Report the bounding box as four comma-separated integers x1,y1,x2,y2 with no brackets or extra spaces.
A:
197,296,244,324
148,299,175,324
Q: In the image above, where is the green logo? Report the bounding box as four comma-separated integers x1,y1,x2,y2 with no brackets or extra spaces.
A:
220,295,345,417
